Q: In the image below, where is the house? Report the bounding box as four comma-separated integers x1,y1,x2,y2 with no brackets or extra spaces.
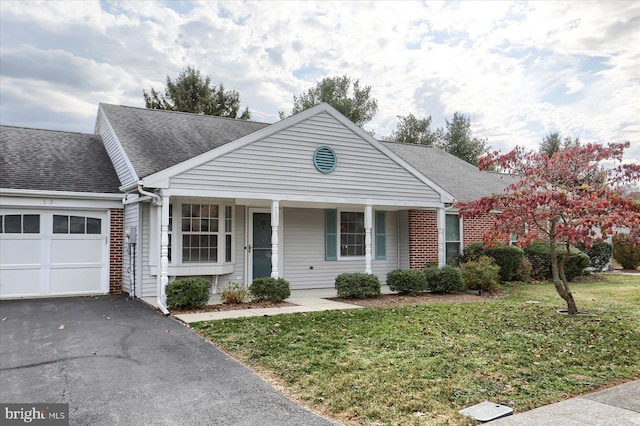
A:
0,103,509,309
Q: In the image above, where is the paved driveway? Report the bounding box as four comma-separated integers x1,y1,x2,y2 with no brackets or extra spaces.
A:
0,296,335,425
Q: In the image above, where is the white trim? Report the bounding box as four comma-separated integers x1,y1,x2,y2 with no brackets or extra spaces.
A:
1,189,122,204
139,103,454,203
161,188,443,209
97,104,140,189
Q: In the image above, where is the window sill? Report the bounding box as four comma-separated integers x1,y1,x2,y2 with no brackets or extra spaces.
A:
150,263,234,276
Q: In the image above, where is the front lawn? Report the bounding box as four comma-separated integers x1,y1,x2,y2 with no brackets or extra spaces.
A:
192,275,640,425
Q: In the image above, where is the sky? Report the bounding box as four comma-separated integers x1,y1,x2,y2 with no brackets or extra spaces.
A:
1,0,639,162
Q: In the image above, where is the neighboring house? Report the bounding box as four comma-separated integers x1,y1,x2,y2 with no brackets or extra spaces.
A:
0,103,510,306
0,126,123,298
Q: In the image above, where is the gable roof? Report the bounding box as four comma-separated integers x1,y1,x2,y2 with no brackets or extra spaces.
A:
138,103,454,203
382,141,513,201
99,103,271,179
0,125,121,193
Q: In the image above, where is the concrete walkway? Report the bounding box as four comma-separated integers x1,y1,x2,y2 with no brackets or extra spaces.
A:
489,380,640,425
173,297,362,323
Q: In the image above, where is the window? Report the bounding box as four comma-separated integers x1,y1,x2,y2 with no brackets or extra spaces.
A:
0,214,40,234
445,214,461,264
53,215,101,234
340,211,365,257
181,204,219,262
375,211,386,260
225,206,233,263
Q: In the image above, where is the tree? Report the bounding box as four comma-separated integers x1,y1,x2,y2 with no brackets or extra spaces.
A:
457,142,640,314
439,112,489,166
383,113,442,146
143,65,251,119
539,131,580,157
280,75,378,127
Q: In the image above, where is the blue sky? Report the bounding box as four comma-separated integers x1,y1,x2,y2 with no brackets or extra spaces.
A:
1,0,639,162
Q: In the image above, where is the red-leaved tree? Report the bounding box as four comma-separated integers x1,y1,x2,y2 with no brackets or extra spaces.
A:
457,142,640,314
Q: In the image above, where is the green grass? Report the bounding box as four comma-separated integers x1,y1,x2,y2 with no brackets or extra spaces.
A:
192,275,640,425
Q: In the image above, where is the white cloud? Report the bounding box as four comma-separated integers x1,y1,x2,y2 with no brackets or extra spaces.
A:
0,0,638,161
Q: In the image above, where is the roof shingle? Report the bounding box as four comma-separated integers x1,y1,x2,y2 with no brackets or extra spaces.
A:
0,125,121,193
99,104,271,179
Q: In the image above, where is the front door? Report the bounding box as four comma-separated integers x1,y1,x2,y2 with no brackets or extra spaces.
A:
250,211,272,280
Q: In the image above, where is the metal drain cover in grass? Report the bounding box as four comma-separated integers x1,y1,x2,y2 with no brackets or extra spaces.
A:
459,401,513,422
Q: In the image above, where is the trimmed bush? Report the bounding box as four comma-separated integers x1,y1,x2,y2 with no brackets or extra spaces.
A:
166,277,210,309
335,273,381,298
424,265,464,293
613,233,640,269
387,269,427,295
579,241,613,272
461,256,501,293
484,245,525,282
221,282,249,304
249,277,291,302
524,241,590,281
459,242,484,264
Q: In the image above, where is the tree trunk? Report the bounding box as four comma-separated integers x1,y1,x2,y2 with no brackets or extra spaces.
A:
549,229,579,314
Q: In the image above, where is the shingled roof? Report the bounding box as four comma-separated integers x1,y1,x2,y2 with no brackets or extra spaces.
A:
0,125,121,193
99,103,271,179
382,141,513,201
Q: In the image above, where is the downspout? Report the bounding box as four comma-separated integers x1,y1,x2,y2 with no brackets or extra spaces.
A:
137,184,170,315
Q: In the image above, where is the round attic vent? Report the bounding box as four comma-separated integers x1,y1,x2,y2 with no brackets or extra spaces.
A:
313,146,337,173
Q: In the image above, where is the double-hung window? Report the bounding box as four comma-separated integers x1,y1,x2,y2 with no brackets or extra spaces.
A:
340,211,365,257
180,204,219,263
445,214,461,264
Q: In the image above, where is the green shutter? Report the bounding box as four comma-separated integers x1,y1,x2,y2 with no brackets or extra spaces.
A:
375,210,386,260
325,209,337,261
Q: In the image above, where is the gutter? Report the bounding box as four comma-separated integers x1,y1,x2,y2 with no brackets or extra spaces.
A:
136,183,170,315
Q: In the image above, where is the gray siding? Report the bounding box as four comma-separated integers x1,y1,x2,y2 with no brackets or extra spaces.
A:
216,207,246,290
122,202,141,295
170,112,441,205
140,203,156,297
282,208,398,289
96,110,137,188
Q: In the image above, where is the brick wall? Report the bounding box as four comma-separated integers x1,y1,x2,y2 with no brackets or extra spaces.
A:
109,208,124,294
409,210,439,269
462,213,498,247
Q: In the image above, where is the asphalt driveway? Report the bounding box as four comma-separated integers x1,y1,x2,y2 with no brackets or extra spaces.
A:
0,296,335,425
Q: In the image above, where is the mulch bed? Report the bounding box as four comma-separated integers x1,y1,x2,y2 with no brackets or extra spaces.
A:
329,291,501,308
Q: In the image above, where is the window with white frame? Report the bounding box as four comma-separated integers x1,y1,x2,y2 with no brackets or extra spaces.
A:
180,204,219,263
0,214,40,234
225,206,233,263
445,214,461,264
340,211,365,257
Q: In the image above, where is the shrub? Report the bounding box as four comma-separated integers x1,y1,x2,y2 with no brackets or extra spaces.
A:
461,256,501,293
578,241,613,272
221,282,249,304
335,273,381,298
249,277,291,302
166,277,210,309
524,241,590,281
484,245,525,282
459,242,484,264
424,265,464,293
613,233,640,269
387,269,427,295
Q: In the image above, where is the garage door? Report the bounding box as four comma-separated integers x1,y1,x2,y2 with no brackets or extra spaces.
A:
0,209,108,298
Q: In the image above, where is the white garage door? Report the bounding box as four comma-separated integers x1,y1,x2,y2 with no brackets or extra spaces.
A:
0,209,108,298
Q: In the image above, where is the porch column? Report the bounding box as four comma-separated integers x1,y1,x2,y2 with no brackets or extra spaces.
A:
270,200,280,278
437,207,446,267
364,204,373,274
160,195,170,302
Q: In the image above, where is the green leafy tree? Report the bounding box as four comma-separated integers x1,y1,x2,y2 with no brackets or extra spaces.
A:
439,112,489,166
143,65,251,119
539,131,580,157
384,113,442,146
280,75,378,127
